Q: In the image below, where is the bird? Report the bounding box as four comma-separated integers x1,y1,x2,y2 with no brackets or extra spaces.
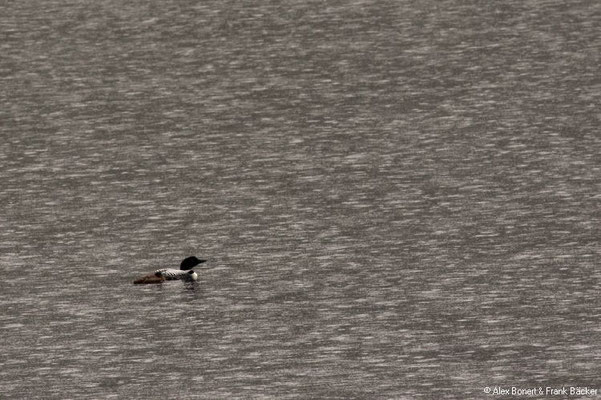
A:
133,256,207,284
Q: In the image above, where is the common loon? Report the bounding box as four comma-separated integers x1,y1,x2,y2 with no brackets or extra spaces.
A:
133,256,206,284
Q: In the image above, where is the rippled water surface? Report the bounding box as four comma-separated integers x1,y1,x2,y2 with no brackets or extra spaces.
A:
1,1,600,399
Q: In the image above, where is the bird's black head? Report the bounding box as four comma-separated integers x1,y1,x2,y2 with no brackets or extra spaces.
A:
180,256,207,270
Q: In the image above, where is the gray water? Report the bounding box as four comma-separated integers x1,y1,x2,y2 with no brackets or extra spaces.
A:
1,1,600,399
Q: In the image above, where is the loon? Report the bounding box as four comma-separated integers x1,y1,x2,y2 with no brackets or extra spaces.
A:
133,256,206,284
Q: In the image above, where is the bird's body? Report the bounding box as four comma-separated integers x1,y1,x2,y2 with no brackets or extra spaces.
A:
155,268,197,281
133,256,205,284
